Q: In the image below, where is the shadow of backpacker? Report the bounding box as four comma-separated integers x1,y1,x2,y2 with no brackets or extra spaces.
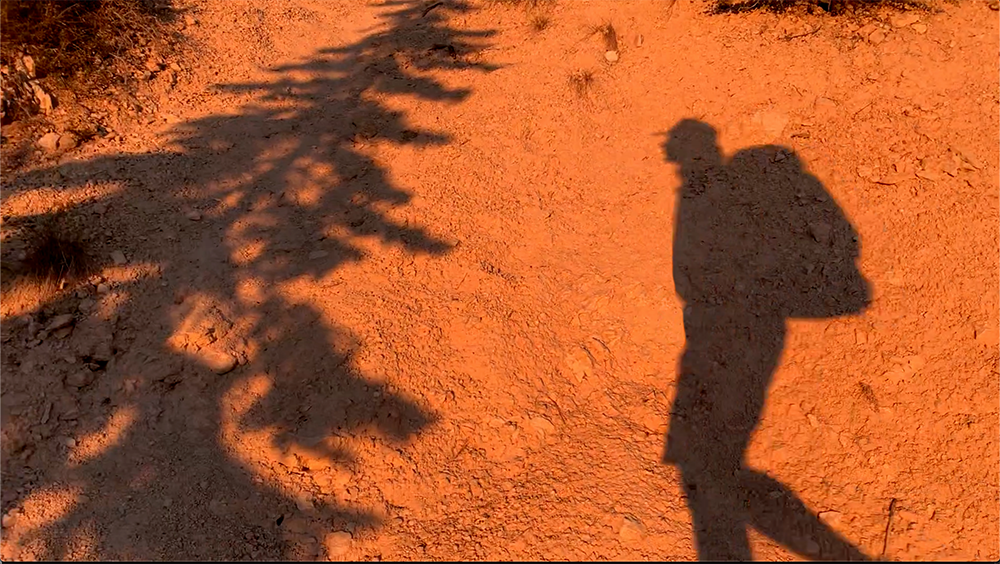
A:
0,1,494,559
663,119,871,561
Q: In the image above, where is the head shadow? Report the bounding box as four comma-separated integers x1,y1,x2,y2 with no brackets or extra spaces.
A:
661,118,870,561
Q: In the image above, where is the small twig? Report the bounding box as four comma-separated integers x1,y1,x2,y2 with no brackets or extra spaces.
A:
853,100,874,117
782,24,823,42
422,1,444,17
880,498,897,558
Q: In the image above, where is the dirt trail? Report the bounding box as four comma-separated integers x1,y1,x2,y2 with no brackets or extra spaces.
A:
1,0,997,560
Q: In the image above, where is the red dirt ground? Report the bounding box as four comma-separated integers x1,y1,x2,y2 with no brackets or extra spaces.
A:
1,0,997,560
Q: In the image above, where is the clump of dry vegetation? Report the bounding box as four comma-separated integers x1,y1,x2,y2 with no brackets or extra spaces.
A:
595,22,618,51
0,0,172,76
568,69,595,96
2,210,94,280
712,0,935,15
0,0,176,125
0,211,98,317
529,13,551,31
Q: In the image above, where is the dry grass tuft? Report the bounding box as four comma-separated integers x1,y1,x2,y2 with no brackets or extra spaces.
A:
595,22,619,51
1,213,97,316
0,0,174,77
712,0,935,15
530,14,552,31
568,69,596,96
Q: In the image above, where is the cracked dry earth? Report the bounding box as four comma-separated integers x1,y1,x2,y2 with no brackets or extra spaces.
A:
1,0,997,561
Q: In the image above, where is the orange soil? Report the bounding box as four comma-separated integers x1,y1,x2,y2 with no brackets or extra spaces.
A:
1,0,997,560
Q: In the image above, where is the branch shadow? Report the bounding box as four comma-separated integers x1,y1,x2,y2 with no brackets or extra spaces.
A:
1,1,493,559
662,119,871,561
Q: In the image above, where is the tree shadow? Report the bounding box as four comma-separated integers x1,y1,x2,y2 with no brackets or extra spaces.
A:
0,1,493,560
662,119,871,561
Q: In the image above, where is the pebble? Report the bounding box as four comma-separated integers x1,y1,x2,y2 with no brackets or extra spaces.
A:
97,283,111,294
808,221,832,245
66,370,96,388
891,13,920,27
186,211,202,221
34,84,54,114
991,0,999,10
52,326,74,339
804,539,821,555
529,416,556,435
635,34,643,47
64,437,77,448
22,55,35,77
47,314,75,332
911,23,927,34
295,494,314,512
604,50,620,63
308,250,328,260
38,132,60,152
325,531,353,557
619,517,646,543
868,29,887,44
199,348,237,374
818,510,843,527
57,133,78,151
1,512,15,528
110,250,128,265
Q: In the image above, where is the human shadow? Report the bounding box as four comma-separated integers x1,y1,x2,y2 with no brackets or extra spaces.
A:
662,119,871,561
0,1,492,560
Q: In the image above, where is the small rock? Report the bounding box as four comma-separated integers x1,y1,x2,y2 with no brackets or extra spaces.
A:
808,221,832,245
47,313,75,332
78,298,96,313
170,62,183,72
804,539,821,555
857,23,878,37
22,55,35,78
38,132,60,152
975,325,998,346
891,13,920,28
818,510,843,527
868,29,887,44
200,348,237,374
635,34,644,47
991,0,999,10
52,326,74,339
807,413,820,428
325,531,353,557
66,370,96,388
57,133,78,151
145,60,162,73
308,250,328,260
110,250,127,265
619,517,646,543
184,13,198,26
1,512,16,528
64,437,77,448
529,416,556,435
604,50,620,63
97,283,111,294
295,494,314,512
33,83,54,114
186,210,202,221
911,23,927,34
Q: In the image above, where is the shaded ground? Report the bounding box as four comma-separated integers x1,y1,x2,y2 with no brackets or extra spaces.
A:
1,0,997,560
